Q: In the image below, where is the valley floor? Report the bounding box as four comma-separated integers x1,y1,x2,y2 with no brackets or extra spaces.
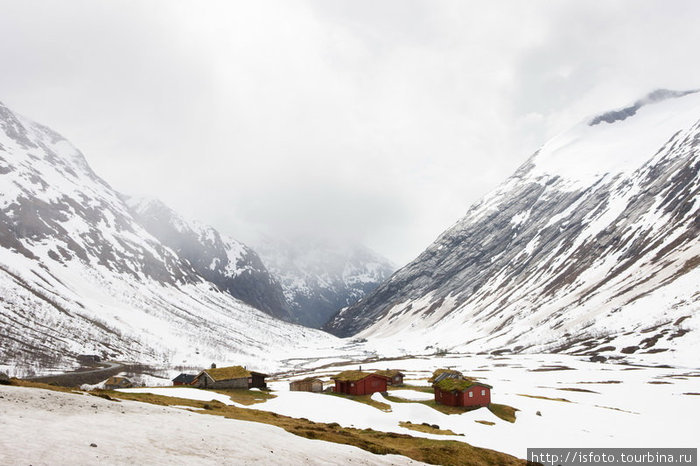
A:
2,353,698,465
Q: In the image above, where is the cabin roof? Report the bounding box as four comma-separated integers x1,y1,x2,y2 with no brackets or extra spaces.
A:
172,373,195,383
201,366,268,381
374,370,404,378
290,377,323,384
429,368,462,383
434,378,492,392
331,370,389,382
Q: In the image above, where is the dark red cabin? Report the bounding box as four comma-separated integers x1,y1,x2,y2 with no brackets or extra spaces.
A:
434,381,491,407
331,371,389,396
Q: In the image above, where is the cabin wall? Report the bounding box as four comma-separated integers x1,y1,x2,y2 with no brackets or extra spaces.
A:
461,386,490,407
434,387,460,406
335,376,386,395
213,378,249,389
250,374,267,389
291,381,323,392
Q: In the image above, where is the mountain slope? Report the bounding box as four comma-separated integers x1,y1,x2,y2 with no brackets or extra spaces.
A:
253,237,395,328
0,101,334,374
127,197,293,322
325,90,700,365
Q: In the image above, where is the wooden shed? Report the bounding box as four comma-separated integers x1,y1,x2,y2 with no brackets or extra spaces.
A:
331,371,389,396
193,365,268,389
172,373,196,386
433,378,492,407
374,369,405,386
104,376,132,390
289,377,324,392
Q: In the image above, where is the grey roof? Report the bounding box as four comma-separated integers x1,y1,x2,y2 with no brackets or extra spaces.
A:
433,372,464,384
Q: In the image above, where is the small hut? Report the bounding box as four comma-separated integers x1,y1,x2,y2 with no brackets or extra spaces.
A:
374,369,405,386
172,373,196,386
433,379,492,407
104,376,132,390
192,366,268,389
289,377,324,392
331,371,389,396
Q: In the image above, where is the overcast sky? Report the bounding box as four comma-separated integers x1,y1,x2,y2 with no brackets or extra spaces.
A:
2,0,699,265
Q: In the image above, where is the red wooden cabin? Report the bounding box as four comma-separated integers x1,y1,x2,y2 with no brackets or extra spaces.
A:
331,371,389,395
434,381,491,407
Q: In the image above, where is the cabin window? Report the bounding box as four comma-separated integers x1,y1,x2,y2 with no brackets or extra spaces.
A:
469,392,473,397
481,390,486,396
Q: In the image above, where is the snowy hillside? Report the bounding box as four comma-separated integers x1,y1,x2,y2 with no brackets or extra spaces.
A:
325,89,700,365
0,101,334,373
127,197,293,322
253,236,395,328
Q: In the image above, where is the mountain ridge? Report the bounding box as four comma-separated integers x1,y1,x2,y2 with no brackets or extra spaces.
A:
324,89,700,366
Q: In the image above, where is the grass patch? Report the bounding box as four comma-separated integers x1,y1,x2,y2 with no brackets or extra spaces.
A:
557,387,599,394
517,394,571,403
576,380,621,384
382,392,488,416
399,421,462,436
594,405,639,414
102,389,526,465
475,420,495,426
488,403,518,423
388,384,434,394
211,388,276,406
324,391,392,412
529,365,575,372
9,378,79,393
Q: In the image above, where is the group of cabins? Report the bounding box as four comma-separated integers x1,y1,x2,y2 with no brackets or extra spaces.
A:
172,365,268,390
329,369,404,395
288,369,405,395
169,364,492,409
430,368,491,408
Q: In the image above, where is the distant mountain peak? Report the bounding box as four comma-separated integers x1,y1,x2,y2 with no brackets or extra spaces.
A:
589,88,699,126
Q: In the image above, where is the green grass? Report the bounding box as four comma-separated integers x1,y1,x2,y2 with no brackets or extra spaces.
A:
388,384,434,394
100,389,527,465
557,387,599,393
517,393,571,403
399,421,462,436
210,388,276,405
382,391,490,415
324,391,392,412
487,403,518,423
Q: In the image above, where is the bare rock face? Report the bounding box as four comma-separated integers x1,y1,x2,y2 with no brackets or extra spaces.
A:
127,198,293,322
325,90,700,363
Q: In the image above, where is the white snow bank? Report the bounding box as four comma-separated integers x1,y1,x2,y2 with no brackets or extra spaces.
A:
387,390,434,401
116,387,242,407
0,385,423,465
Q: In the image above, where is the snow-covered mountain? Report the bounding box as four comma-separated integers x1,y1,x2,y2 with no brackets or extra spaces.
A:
253,236,395,328
325,89,700,365
0,101,334,373
127,197,293,322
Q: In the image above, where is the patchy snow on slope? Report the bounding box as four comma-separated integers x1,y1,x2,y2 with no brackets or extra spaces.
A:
268,354,700,458
117,387,243,406
0,385,420,465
